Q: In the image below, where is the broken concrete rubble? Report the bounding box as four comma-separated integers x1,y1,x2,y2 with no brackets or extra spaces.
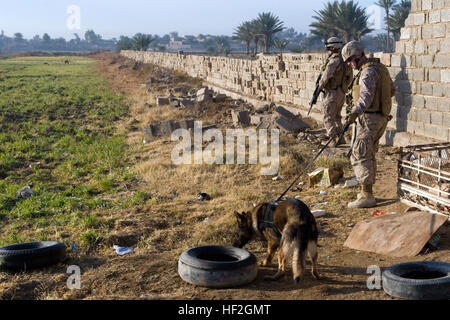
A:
308,167,344,187
156,96,170,106
231,109,250,127
143,119,196,140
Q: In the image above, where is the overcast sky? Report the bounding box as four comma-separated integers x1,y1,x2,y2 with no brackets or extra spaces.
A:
1,0,382,39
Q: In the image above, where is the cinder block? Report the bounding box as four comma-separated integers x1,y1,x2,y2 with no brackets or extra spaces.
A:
433,0,445,9
429,68,441,81
432,83,445,96
156,96,170,106
231,109,250,127
441,8,450,22
422,25,433,39
434,54,450,67
412,95,426,108
416,109,431,124
430,111,443,126
432,24,445,38
429,10,441,24
422,0,432,10
441,69,450,82
425,96,441,111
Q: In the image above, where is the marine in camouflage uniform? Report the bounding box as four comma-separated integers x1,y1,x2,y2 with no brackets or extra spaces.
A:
341,41,395,209
318,37,347,144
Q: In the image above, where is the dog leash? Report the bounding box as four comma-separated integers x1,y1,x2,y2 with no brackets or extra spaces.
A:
275,124,349,203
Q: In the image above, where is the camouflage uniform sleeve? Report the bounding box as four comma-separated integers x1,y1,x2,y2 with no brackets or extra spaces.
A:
352,66,379,115
318,57,341,90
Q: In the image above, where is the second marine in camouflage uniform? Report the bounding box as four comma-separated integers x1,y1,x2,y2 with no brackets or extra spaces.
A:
318,37,350,144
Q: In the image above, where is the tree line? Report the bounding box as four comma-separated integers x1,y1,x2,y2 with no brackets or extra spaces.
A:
1,0,411,55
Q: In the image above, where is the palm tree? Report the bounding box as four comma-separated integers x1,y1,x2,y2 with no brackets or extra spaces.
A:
310,1,372,43
249,19,263,54
310,1,340,40
215,36,230,55
133,33,154,51
233,21,253,54
253,12,285,53
273,38,290,60
376,0,397,52
388,0,411,41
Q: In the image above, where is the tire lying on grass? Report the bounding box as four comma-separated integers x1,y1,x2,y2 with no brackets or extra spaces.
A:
0,241,66,271
382,261,450,300
178,245,258,288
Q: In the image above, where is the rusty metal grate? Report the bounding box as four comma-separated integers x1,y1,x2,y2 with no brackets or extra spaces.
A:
397,142,450,217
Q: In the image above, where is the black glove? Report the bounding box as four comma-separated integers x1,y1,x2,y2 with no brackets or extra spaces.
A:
345,112,358,126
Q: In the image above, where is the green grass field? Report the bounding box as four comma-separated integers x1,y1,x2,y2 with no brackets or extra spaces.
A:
0,56,142,249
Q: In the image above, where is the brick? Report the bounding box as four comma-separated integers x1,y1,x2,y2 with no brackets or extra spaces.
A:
420,82,434,95
428,68,441,81
422,25,433,39
431,111,443,125
427,40,440,54
425,96,441,110
433,0,445,9
422,0,433,10
156,96,170,106
420,55,434,67
412,95,426,108
414,41,426,54
231,109,250,127
432,83,445,96
429,10,441,24
433,24,446,37
434,54,450,67
441,69,450,82
416,109,431,123
400,28,411,40
441,8,450,22
440,39,450,53
443,112,450,126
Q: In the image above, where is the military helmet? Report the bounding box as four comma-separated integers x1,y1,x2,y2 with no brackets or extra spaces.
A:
341,40,365,62
325,37,343,50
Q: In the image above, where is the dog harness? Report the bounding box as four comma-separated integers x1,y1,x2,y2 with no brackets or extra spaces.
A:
259,202,282,237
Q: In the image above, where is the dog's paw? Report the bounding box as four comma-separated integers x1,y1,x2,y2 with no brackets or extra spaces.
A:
294,277,300,285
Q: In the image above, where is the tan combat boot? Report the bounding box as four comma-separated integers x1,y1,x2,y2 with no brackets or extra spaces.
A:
348,184,376,208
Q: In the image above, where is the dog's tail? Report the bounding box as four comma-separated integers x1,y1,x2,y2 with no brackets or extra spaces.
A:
283,222,309,283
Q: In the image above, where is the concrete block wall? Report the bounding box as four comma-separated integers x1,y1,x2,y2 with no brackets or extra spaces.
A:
122,0,450,145
389,0,450,142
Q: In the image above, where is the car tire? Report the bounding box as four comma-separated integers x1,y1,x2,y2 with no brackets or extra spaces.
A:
0,241,66,270
178,245,258,288
382,261,450,300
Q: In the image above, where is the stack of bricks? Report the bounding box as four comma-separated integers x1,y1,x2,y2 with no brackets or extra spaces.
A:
385,0,450,142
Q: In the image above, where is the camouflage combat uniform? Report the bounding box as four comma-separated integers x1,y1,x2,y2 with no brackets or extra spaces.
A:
318,53,346,138
350,58,395,186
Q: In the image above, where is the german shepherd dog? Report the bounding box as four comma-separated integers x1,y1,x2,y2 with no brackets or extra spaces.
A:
233,198,319,284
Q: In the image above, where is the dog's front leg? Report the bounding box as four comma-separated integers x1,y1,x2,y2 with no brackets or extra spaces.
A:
261,239,278,267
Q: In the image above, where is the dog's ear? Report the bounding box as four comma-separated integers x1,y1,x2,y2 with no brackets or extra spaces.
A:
234,211,245,222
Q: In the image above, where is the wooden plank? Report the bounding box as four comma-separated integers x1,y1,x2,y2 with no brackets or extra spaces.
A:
344,211,448,257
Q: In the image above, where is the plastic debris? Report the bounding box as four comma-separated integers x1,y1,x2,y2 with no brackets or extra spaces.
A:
311,209,327,218
197,193,211,201
371,210,396,217
319,190,327,195
113,245,134,256
428,234,440,247
272,175,283,181
16,186,34,199
345,178,359,188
